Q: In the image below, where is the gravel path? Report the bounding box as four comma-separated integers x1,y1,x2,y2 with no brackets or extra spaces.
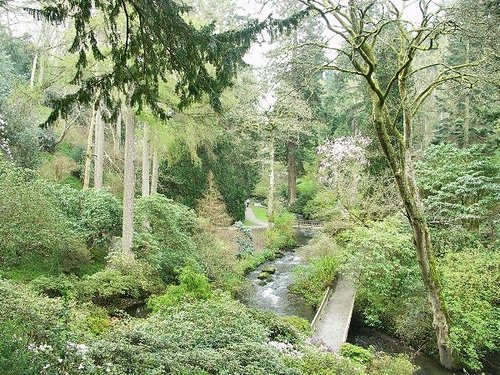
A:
312,275,356,352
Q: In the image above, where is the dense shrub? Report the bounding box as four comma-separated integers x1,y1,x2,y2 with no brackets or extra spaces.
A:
195,230,243,293
266,212,297,251
368,354,416,375
338,217,425,331
0,279,94,374
148,263,212,312
284,350,365,375
416,143,499,245
80,188,122,247
134,194,199,282
339,343,374,365
80,252,163,307
90,297,298,374
0,160,90,274
290,255,339,307
440,249,500,370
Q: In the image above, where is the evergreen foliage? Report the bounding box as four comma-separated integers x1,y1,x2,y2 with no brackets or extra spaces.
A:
134,194,199,282
28,0,309,123
196,171,232,227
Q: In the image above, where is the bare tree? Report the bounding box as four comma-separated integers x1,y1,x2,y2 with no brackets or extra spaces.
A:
93,102,105,189
122,102,135,255
298,0,477,368
83,107,95,190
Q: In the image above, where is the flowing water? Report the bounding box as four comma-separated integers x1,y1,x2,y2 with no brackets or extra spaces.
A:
240,232,463,375
238,249,315,320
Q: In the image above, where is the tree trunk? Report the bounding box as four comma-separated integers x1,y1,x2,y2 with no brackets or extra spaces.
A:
463,40,470,147
114,111,122,156
151,146,159,195
83,107,96,190
287,139,297,207
30,51,38,89
141,123,150,197
122,105,135,255
94,102,105,189
372,102,455,369
267,129,275,221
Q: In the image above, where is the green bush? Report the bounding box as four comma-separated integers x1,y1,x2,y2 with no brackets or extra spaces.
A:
338,217,425,331
30,274,82,298
0,160,90,274
368,354,416,375
266,212,297,251
291,255,340,307
249,309,305,344
285,349,366,375
440,249,500,370
237,248,277,274
195,232,243,293
416,143,499,245
0,279,97,374
339,343,374,365
134,194,199,282
148,263,212,312
90,297,297,374
80,252,162,307
80,188,122,247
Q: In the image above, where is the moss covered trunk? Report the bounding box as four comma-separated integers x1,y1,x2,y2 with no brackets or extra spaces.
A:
372,102,455,369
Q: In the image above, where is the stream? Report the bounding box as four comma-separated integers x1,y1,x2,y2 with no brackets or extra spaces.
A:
239,235,461,375
238,250,315,320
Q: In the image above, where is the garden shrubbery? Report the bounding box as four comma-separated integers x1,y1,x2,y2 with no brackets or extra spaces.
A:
265,211,297,251
0,160,89,274
134,194,199,282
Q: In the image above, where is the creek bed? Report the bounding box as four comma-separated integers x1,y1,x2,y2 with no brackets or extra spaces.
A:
238,250,315,321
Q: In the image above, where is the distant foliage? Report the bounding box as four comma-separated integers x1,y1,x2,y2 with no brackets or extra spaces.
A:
160,142,258,222
233,221,255,257
416,144,499,242
265,212,297,251
0,114,12,159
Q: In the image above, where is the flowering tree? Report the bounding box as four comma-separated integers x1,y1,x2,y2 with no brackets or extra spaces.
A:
0,114,12,160
317,136,371,212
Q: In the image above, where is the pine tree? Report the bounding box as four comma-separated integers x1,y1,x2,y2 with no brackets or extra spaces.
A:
197,171,232,227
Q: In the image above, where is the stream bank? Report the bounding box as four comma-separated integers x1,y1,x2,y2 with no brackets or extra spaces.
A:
239,231,468,375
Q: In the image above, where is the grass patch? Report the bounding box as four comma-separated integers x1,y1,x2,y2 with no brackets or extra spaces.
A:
243,219,256,226
250,204,268,222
